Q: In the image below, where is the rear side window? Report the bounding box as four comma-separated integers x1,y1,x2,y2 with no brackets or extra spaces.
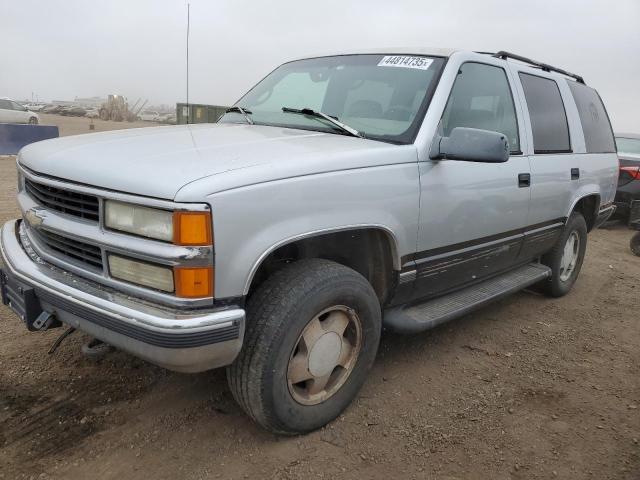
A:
0,99,12,110
568,82,616,153
519,73,571,154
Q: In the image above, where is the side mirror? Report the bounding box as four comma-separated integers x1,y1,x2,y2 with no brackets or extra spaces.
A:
429,127,510,163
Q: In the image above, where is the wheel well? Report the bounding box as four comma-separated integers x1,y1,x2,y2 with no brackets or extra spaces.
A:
248,229,396,305
572,194,600,232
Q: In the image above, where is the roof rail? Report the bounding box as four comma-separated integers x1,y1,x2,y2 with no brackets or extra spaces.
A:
492,51,585,84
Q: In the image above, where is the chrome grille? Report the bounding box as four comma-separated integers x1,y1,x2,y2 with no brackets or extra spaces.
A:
25,179,100,221
32,228,103,270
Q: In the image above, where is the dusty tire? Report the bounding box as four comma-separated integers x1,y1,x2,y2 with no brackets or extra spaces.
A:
28,117,38,125
541,212,588,297
227,259,381,435
631,232,640,257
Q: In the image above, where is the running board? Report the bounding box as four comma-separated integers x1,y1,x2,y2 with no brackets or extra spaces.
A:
383,263,551,334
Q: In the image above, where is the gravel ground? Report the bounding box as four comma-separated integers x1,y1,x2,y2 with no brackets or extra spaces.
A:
0,124,639,479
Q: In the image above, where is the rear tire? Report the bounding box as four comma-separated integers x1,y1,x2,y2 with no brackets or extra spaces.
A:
541,212,588,297
28,117,38,125
227,259,381,435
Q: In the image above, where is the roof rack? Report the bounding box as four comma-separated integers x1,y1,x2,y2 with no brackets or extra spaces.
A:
492,51,585,84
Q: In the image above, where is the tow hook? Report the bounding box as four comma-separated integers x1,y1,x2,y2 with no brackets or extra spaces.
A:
32,311,57,330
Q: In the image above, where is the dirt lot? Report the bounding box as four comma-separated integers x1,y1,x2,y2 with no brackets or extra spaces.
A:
1,124,639,479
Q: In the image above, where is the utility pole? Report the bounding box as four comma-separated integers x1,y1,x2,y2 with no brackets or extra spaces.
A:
186,3,190,124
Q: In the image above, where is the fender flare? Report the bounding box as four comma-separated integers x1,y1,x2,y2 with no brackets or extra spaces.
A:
242,224,401,295
566,192,601,230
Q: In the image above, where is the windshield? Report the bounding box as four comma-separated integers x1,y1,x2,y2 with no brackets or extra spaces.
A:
219,54,445,143
616,137,640,156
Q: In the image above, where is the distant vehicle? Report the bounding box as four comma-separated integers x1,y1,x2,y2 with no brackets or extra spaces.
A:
85,108,100,119
614,133,640,222
42,104,64,114
139,110,161,122
99,95,138,122
0,98,39,124
23,103,46,112
157,113,176,124
60,106,87,117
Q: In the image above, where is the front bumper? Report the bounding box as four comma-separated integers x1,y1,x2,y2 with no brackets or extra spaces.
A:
0,219,245,372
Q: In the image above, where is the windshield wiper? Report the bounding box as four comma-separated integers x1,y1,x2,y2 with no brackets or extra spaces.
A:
281,107,363,138
225,106,254,125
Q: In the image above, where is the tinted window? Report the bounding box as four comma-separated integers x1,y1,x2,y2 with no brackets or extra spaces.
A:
441,63,520,153
0,99,12,110
519,73,571,153
568,82,615,153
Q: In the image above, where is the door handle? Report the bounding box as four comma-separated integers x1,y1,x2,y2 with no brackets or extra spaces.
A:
518,173,531,188
571,168,580,180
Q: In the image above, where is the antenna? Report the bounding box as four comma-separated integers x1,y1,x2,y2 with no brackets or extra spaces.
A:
186,3,190,124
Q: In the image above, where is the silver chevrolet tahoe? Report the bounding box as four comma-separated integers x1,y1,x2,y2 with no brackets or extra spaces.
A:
0,49,618,434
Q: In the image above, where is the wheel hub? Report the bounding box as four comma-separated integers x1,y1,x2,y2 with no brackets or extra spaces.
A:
308,332,342,377
559,231,580,282
287,305,362,406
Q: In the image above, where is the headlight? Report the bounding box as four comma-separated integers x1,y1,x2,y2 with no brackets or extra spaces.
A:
104,201,212,245
105,201,173,241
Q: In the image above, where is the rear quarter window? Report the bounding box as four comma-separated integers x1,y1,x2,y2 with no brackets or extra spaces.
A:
568,81,616,153
519,73,571,154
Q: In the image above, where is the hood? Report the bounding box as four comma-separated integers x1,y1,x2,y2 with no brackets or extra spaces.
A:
18,123,411,201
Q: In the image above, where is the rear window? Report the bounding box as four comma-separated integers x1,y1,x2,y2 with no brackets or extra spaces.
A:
568,81,615,153
519,73,571,154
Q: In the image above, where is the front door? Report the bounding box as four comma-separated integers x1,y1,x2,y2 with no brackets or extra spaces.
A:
411,62,531,300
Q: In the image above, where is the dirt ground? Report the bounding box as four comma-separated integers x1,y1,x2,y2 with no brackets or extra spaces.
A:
0,123,639,479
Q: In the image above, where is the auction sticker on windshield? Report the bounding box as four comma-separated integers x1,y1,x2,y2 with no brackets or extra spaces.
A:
378,56,433,70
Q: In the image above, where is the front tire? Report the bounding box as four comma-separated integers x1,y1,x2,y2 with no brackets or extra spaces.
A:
541,212,588,297
227,259,381,435
28,117,38,125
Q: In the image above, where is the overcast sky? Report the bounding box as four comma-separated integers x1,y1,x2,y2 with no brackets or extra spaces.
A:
1,0,638,131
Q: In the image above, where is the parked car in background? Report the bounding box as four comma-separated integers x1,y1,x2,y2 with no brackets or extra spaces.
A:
42,104,64,114
139,110,161,122
85,108,100,119
614,133,640,222
60,106,87,117
0,98,39,124
0,49,618,435
158,113,176,124
23,103,46,112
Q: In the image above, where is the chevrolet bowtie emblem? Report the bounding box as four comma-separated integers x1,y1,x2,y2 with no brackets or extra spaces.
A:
25,208,46,227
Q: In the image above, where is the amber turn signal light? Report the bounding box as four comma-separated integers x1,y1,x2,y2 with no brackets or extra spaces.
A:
173,211,212,246
174,266,214,298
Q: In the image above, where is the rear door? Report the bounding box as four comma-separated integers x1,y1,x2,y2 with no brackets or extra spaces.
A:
510,70,578,259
